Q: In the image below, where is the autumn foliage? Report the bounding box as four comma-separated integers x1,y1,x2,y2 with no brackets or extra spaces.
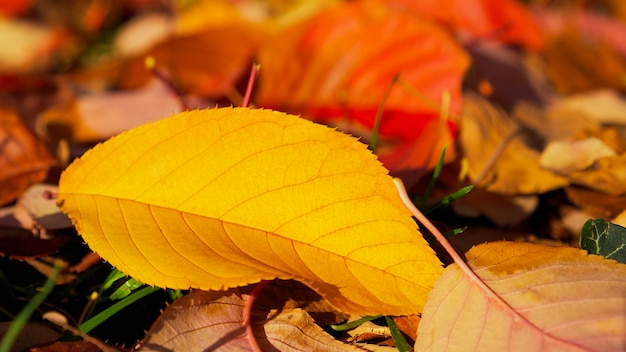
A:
1,0,626,351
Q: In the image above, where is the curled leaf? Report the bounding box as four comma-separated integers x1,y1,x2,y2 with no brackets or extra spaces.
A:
58,107,442,316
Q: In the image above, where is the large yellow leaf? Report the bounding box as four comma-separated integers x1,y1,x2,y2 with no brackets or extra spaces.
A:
416,241,626,351
57,107,442,315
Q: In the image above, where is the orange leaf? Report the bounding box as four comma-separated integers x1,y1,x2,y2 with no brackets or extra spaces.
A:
416,241,626,351
58,107,442,316
388,0,544,50
118,22,265,97
255,0,469,145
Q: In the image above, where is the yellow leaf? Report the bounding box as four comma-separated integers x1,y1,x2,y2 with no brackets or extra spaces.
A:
416,241,626,351
57,107,442,315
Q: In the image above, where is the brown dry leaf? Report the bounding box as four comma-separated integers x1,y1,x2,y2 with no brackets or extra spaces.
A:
452,187,538,227
459,93,568,195
40,79,182,142
565,154,626,196
0,108,55,205
416,241,626,351
392,315,420,342
140,285,361,351
566,186,626,219
542,25,626,94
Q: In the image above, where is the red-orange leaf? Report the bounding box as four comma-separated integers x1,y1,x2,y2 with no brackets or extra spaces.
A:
255,0,469,168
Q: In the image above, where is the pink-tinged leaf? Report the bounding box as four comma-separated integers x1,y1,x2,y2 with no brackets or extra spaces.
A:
416,241,626,351
40,79,182,142
139,283,360,351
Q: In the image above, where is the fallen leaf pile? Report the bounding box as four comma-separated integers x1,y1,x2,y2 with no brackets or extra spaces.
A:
1,0,626,351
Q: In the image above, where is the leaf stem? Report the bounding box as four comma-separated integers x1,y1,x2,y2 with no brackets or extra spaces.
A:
242,63,260,108
244,280,269,352
393,178,589,351
393,178,467,266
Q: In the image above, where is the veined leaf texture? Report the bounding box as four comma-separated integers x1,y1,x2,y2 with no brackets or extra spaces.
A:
417,241,626,351
58,107,442,315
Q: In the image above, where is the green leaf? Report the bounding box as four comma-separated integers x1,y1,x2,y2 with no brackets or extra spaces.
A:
580,219,626,264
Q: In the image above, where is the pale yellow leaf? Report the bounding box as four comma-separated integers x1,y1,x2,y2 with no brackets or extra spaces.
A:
57,107,442,315
416,241,626,351
540,137,616,174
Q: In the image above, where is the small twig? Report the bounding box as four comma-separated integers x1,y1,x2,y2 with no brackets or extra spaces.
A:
145,56,189,111
242,63,260,108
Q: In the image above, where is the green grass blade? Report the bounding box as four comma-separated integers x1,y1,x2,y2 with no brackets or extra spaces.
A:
78,286,160,334
385,316,412,352
444,226,467,237
423,185,474,215
0,260,62,352
329,315,382,331
99,269,128,294
416,147,447,209
369,74,399,152
108,277,143,300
